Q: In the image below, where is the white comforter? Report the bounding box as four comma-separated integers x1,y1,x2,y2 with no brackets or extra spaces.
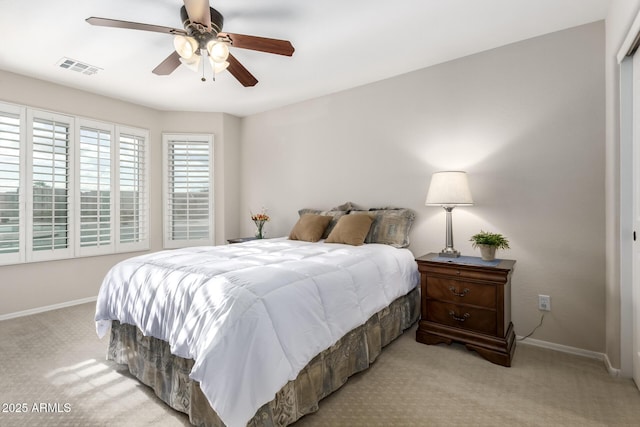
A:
95,238,418,427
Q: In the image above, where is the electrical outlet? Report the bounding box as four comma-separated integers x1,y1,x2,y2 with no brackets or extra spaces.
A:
538,295,551,311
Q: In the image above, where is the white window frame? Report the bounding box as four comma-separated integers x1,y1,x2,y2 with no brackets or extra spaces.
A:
0,100,150,266
162,133,214,249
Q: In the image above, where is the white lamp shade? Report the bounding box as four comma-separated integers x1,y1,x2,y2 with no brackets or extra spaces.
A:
207,40,230,63
425,171,474,207
174,35,198,59
179,55,201,72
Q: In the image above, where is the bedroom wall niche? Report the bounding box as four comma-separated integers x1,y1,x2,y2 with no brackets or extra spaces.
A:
157,111,242,247
240,22,606,354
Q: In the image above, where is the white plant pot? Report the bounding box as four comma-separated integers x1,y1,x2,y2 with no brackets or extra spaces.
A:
478,244,497,261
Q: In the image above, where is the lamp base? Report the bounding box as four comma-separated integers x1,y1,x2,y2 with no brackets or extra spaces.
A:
439,248,460,258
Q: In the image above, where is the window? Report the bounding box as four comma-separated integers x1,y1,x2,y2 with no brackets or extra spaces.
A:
76,122,149,257
163,134,214,248
0,101,149,266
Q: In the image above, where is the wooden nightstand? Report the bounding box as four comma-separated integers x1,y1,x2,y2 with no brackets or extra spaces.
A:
415,253,516,367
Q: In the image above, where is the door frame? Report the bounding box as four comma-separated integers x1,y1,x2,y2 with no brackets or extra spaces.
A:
617,10,640,379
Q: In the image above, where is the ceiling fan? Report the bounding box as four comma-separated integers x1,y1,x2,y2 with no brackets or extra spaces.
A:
86,0,295,87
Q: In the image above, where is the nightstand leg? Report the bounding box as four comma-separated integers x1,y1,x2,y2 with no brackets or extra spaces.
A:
465,340,515,367
416,321,516,367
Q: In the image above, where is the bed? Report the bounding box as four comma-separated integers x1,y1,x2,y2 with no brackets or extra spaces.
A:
95,207,419,427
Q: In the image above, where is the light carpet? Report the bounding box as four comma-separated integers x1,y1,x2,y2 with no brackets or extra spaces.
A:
0,302,639,426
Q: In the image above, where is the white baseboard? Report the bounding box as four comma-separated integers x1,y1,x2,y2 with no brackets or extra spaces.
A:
603,353,622,377
520,335,623,378
0,296,97,322
517,335,605,362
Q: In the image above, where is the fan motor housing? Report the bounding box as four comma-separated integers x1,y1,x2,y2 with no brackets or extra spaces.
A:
180,6,224,34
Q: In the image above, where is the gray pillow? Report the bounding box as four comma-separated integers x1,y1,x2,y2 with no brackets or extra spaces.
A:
350,208,415,248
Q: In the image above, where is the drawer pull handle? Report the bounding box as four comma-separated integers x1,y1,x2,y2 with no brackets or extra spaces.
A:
449,311,470,322
448,286,470,297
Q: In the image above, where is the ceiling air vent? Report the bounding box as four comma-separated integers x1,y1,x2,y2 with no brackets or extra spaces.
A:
56,57,101,76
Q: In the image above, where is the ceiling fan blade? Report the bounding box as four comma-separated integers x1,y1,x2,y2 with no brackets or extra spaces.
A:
153,52,182,75
86,17,186,35
183,0,211,29
221,33,294,56
226,53,258,87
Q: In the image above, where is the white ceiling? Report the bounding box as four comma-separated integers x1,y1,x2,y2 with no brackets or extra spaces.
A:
0,0,610,117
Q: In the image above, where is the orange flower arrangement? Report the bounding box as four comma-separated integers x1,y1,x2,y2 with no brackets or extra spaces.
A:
251,208,270,239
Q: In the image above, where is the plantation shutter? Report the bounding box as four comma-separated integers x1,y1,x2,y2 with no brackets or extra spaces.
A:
0,102,149,266
118,130,148,250
31,117,71,254
78,124,113,253
0,110,22,260
163,135,214,248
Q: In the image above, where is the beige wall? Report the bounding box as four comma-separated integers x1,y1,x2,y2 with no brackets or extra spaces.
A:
0,70,241,317
605,0,640,373
241,22,606,353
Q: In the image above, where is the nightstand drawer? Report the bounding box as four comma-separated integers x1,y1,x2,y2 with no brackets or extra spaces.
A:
426,300,497,336
422,263,509,284
426,277,496,308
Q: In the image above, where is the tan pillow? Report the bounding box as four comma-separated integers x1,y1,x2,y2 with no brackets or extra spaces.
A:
297,208,347,238
289,214,332,242
325,214,374,246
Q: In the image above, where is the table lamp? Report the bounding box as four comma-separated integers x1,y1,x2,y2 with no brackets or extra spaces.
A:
425,171,473,257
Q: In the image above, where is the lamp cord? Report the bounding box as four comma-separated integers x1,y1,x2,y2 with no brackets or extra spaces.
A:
517,313,545,341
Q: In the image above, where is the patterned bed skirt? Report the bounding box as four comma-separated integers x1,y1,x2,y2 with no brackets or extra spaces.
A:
107,286,420,427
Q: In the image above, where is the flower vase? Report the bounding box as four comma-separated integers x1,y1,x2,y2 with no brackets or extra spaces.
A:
255,222,265,239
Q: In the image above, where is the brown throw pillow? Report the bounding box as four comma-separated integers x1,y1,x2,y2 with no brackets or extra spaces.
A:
325,214,374,246
297,208,347,238
289,214,333,242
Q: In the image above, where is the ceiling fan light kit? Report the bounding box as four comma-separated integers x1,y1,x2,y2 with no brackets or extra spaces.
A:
173,35,229,79
207,40,229,63
86,0,295,87
179,55,201,73
173,35,198,59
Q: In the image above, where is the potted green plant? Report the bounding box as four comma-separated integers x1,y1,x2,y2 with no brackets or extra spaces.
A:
469,230,510,261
